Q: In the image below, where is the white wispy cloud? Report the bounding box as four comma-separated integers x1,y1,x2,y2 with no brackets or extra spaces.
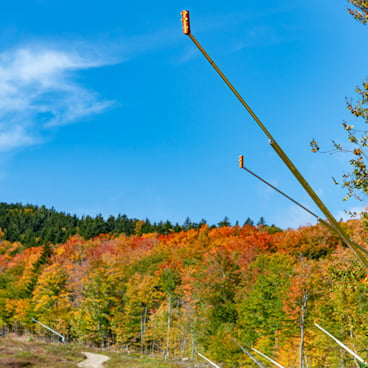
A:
0,125,35,152
274,204,318,230
275,204,366,230
0,45,114,151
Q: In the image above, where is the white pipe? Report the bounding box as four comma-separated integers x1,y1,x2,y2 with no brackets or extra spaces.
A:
252,347,286,368
32,318,65,343
228,336,265,368
197,352,221,368
314,322,367,365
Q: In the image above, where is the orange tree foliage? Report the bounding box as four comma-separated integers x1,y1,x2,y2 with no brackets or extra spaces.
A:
347,0,368,25
0,222,367,366
311,2,368,202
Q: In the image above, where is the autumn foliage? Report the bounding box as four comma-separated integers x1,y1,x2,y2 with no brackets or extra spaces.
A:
0,221,367,367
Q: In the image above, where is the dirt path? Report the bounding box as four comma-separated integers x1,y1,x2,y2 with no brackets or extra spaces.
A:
77,352,110,368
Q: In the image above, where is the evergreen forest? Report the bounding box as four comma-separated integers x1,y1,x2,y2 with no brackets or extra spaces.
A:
0,202,274,248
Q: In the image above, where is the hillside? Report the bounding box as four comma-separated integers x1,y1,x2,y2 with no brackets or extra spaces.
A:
0,220,367,367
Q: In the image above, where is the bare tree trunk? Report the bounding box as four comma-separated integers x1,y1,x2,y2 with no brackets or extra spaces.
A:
303,350,309,368
340,348,346,368
191,330,196,361
150,340,154,355
181,332,186,356
299,254,310,368
97,322,105,348
140,309,144,356
166,294,172,359
299,293,308,368
349,325,360,368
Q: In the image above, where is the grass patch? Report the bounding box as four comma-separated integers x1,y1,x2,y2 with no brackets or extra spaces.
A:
0,338,197,368
105,353,184,368
0,338,85,367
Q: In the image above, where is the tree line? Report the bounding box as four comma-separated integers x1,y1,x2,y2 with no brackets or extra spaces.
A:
0,202,277,248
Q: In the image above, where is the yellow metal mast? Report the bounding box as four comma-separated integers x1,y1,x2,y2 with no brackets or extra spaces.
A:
180,10,368,268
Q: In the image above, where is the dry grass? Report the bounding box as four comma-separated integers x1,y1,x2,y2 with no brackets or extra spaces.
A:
104,354,186,368
0,338,199,368
0,338,85,367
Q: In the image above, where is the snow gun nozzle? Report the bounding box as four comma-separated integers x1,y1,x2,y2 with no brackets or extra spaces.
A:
239,155,244,169
181,10,191,35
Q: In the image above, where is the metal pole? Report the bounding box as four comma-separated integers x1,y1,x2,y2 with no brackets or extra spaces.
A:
197,352,221,368
180,10,368,268
314,322,368,366
228,336,265,368
251,347,286,368
32,318,65,343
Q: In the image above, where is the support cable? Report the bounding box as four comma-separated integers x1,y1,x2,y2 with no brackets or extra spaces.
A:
238,155,349,236
240,157,320,220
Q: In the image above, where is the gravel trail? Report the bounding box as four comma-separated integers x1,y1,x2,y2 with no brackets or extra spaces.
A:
77,352,110,368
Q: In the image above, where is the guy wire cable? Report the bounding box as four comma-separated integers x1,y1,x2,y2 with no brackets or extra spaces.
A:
238,155,366,241
239,156,323,222
180,10,368,267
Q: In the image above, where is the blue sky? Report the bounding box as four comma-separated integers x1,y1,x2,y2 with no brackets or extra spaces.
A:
0,0,367,229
